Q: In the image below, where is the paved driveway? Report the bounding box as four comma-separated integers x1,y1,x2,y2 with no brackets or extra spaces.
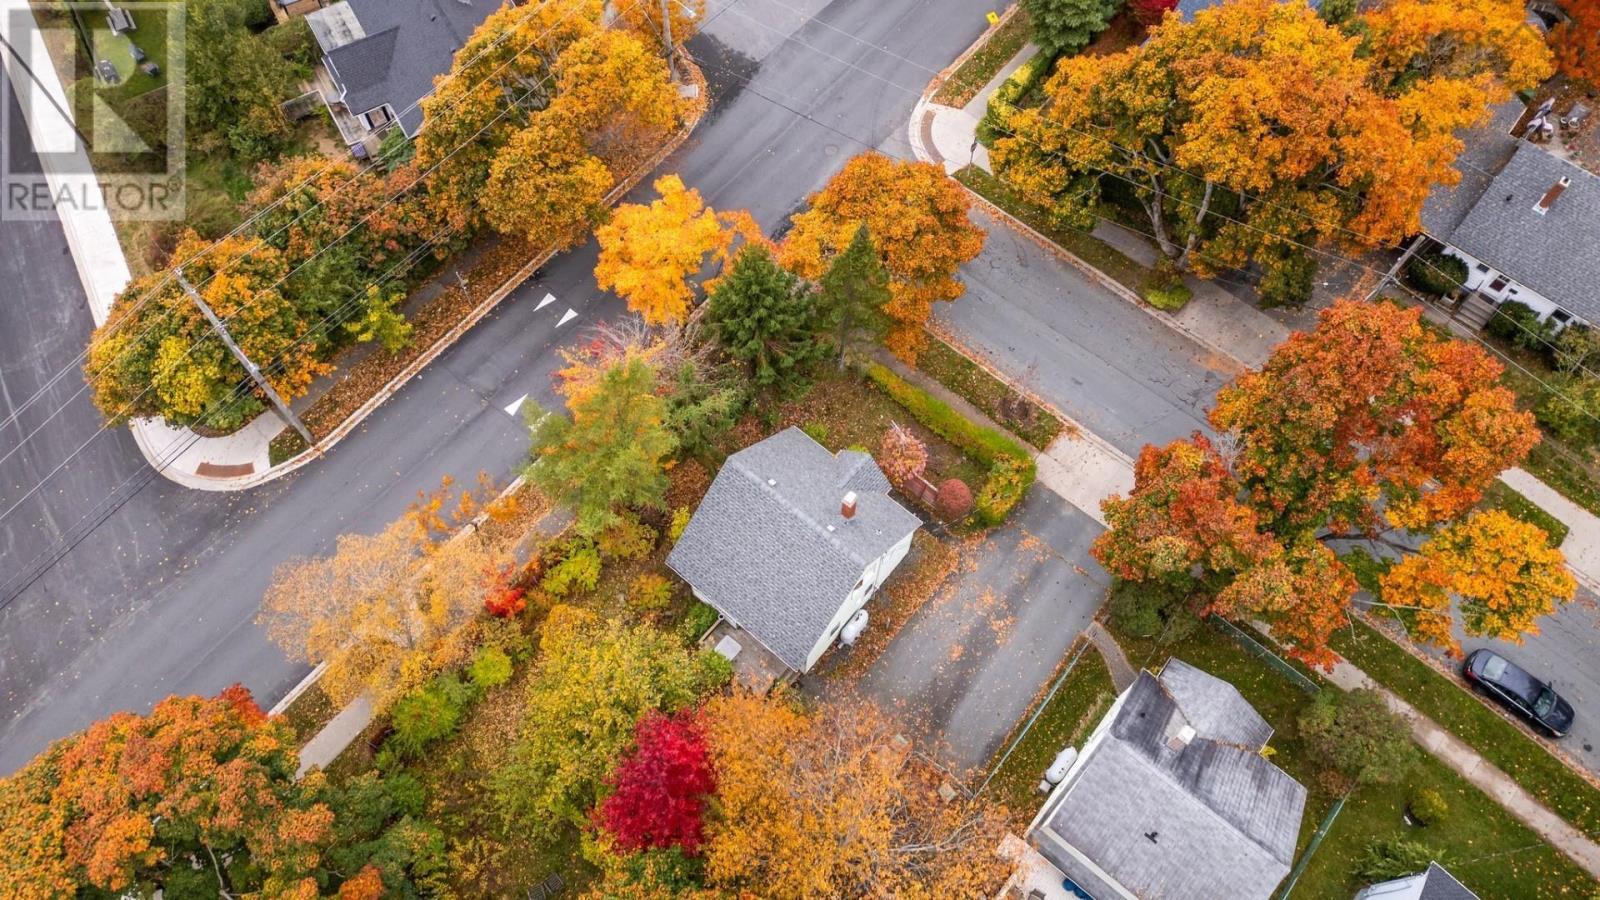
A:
848,488,1108,780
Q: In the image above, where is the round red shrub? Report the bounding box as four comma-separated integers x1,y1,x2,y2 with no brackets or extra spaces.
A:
597,710,716,854
935,478,974,520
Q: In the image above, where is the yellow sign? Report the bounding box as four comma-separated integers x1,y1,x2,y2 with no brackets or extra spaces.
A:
986,10,1000,25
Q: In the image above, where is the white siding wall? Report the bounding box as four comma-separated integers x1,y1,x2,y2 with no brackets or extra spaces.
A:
1441,245,1584,326
803,530,917,671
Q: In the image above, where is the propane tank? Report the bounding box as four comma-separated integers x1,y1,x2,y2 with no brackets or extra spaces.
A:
1038,747,1079,793
839,609,870,646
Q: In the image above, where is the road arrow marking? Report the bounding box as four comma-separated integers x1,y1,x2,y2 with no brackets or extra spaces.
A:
504,394,528,418
557,308,578,327
535,292,556,311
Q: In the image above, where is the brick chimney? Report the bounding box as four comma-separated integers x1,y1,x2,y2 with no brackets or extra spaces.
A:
841,491,858,519
1535,176,1571,215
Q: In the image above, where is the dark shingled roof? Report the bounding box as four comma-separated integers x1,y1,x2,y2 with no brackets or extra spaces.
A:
666,427,921,672
1417,862,1481,900
317,0,505,136
1032,662,1307,900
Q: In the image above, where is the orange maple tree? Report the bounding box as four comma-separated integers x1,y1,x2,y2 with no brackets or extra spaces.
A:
594,174,731,326
1549,0,1600,86
1093,300,1570,667
780,153,985,362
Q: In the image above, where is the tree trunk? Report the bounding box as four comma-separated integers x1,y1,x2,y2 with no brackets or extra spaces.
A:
1174,180,1215,271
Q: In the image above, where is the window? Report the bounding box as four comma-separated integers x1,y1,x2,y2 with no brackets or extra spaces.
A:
1552,310,1573,324
1475,263,1490,273
1488,277,1509,292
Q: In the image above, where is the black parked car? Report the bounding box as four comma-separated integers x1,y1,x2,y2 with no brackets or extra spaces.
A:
1462,648,1576,738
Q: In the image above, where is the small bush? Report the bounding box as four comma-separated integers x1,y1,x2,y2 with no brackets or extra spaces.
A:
974,455,1032,526
1484,299,1552,353
1403,250,1468,297
388,674,474,758
878,421,929,487
1141,259,1193,311
543,542,604,597
630,573,676,615
1407,787,1449,826
1257,252,1317,308
1535,374,1600,451
1358,838,1443,880
468,645,514,690
668,506,692,544
801,421,831,446
382,772,427,817
598,517,657,562
935,478,975,520
484,577,526,619
678,601,720,642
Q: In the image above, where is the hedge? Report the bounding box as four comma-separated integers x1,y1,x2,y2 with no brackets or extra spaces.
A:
864,362,1035,524
976,50,1057,146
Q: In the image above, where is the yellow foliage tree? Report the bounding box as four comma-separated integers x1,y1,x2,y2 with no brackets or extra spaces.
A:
781,153,984,362
258,476,518,711
700,692,1011,898
594,175,727,326
484,111,614,250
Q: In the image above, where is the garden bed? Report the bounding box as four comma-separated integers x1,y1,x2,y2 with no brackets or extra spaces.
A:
1104,605,1595,897
932,7,1031,107
914,333,1065,450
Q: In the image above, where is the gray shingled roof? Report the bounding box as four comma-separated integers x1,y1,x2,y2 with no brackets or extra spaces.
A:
1443,142,1600,322
1033,664,1307,900
1420,101,1524,240
666,427,922,672
1158,658,1274,750
1417,862,1480,900
314,0,505,136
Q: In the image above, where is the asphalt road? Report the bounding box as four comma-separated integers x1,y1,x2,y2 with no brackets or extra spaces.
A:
0,0,993,773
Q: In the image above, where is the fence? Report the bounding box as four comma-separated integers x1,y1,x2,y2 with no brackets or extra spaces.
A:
1276,795,1348,899
976,640,1091,796
1210,616,1320,695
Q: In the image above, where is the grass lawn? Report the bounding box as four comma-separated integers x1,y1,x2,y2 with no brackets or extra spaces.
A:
1329,618,1600,840
1105,608,1596,898
933,8,1030,107
953,165,1157,304
1479,478,1570,545
984,647,1116,814
915,334,1065,450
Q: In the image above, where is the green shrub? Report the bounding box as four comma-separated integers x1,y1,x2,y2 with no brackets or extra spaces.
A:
801,421,831,446
977,50,1056,145
1257,251,1317,308
468,645,514,690
975,455,1032,526
1108,579,1199,643
388,674,474,758
598,517,657,561
542,542,603,597
629,573,676,615
1358,838,1443,880
679,601,720,642
1536,375,1600,451
381,772,427,818
1403,250,1468,297
668,506,692,544
1407,787,1449,826
1485,299,1553,353
1141,259,1193,311
1298,688,1418,790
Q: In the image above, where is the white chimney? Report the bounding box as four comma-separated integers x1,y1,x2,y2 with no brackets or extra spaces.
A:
1167,724,1197,751
841,491,858,519
1534,176,1571,215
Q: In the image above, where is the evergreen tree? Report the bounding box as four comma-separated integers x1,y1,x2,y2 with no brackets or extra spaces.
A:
1022,0,1121,56
817,225,891,368
706,246,826,389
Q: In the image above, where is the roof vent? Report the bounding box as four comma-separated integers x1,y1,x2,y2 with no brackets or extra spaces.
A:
841,491,858,519
1144,830,1160,844
1534,176,1571,215
767,478,776,487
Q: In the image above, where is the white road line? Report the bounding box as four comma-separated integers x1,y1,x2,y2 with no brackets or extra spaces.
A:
557,308,578,327
535,292,556,311
504,394,528,418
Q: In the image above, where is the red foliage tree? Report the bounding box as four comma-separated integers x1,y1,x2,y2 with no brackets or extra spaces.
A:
1130,0,1178,28
1550,0,1600,86
597,710,716,854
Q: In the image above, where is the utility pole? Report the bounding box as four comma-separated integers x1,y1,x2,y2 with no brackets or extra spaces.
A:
175,268,314,448
659,0,678,82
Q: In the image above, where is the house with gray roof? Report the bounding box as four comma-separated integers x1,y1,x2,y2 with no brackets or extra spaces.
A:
666,427,922,675
1355,862,1479,900
1421,100,1600,329
306,0,507,152
1009,658,1307,900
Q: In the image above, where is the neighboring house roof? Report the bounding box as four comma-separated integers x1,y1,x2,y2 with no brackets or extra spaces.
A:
1422,102,1600,322
1176,0,1320,22
1031,659,1307,900
666,427,922,672
310,0,505,136
1357,862,1479,900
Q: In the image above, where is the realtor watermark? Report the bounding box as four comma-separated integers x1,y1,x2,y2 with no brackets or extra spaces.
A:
1,1,185,221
